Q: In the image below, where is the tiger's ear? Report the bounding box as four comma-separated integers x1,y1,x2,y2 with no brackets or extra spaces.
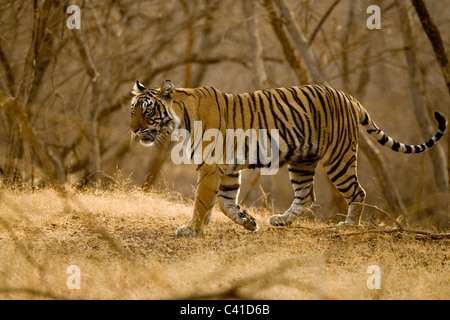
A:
159,80,174,101
132,81,146,95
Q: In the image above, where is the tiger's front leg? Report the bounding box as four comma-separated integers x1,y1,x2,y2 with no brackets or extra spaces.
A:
175,164,222,237
217,172,258,231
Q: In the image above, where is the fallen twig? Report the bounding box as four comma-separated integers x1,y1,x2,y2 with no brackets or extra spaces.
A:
353,202,404,230
346,202,450,239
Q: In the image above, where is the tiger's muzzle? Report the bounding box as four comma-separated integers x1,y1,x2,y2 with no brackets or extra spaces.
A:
131,128,158,146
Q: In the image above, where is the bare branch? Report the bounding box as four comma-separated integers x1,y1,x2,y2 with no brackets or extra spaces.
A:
350,202,450,239
308,0,341,47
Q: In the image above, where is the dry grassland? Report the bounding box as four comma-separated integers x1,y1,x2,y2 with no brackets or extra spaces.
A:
0,187,449,300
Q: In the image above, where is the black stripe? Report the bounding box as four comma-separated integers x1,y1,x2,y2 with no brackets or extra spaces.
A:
392,141,400,152
268,90,289,122
337,181,358,194
219,195,235,200
289,168,315,175
227,172,240,178
237,94,245,129
175,89,194,97
249,92,258,129
257,91,270,131
425,139,434,148
232,94,237,129
303,85,317,98
219,184,240,192
335,174,357,188
378,135,388,145
211,87,222,131
287,87,307,113
290,178,314,185
222,92,230,126
330,155,356,183
274,89,304,139
262,90,288,141
361,112,369,126
327,128,350,168
350,190,366,203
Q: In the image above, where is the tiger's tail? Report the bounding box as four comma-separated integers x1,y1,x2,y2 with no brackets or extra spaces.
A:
359,106,447,153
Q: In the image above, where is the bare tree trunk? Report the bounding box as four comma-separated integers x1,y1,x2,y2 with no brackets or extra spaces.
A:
396,0,449,216
181,1,195,88
184,25,194,87
0,92,63,186
341,0,356,92
1,1,64,187
411,0,450,94
243,0,269,90
271,0,325,84
237,0,271,204
190,0,221,87
72,29,103,181
410,0,450,198
262,0,311,84
142,144,172,192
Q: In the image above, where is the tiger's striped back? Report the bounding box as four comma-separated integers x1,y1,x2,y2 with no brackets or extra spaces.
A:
174,85,362,166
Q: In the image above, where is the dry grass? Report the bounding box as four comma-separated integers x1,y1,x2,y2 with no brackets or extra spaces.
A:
0,186,449,300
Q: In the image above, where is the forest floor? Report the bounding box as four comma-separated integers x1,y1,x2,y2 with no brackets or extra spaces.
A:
0,187,449,300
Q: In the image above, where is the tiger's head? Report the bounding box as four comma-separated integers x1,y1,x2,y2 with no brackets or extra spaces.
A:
130,80,178,147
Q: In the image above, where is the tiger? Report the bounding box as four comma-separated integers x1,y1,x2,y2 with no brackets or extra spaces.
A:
130,80,447,236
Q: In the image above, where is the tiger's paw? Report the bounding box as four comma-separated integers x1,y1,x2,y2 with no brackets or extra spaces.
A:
335,221,361,229
336,216,361,228
238,209,258,231
175,225,204,237
269,214,292,227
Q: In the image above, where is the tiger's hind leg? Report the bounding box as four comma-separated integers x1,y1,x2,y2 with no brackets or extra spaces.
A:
269,159,319,227
325,154,366,226
217,171,258,231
